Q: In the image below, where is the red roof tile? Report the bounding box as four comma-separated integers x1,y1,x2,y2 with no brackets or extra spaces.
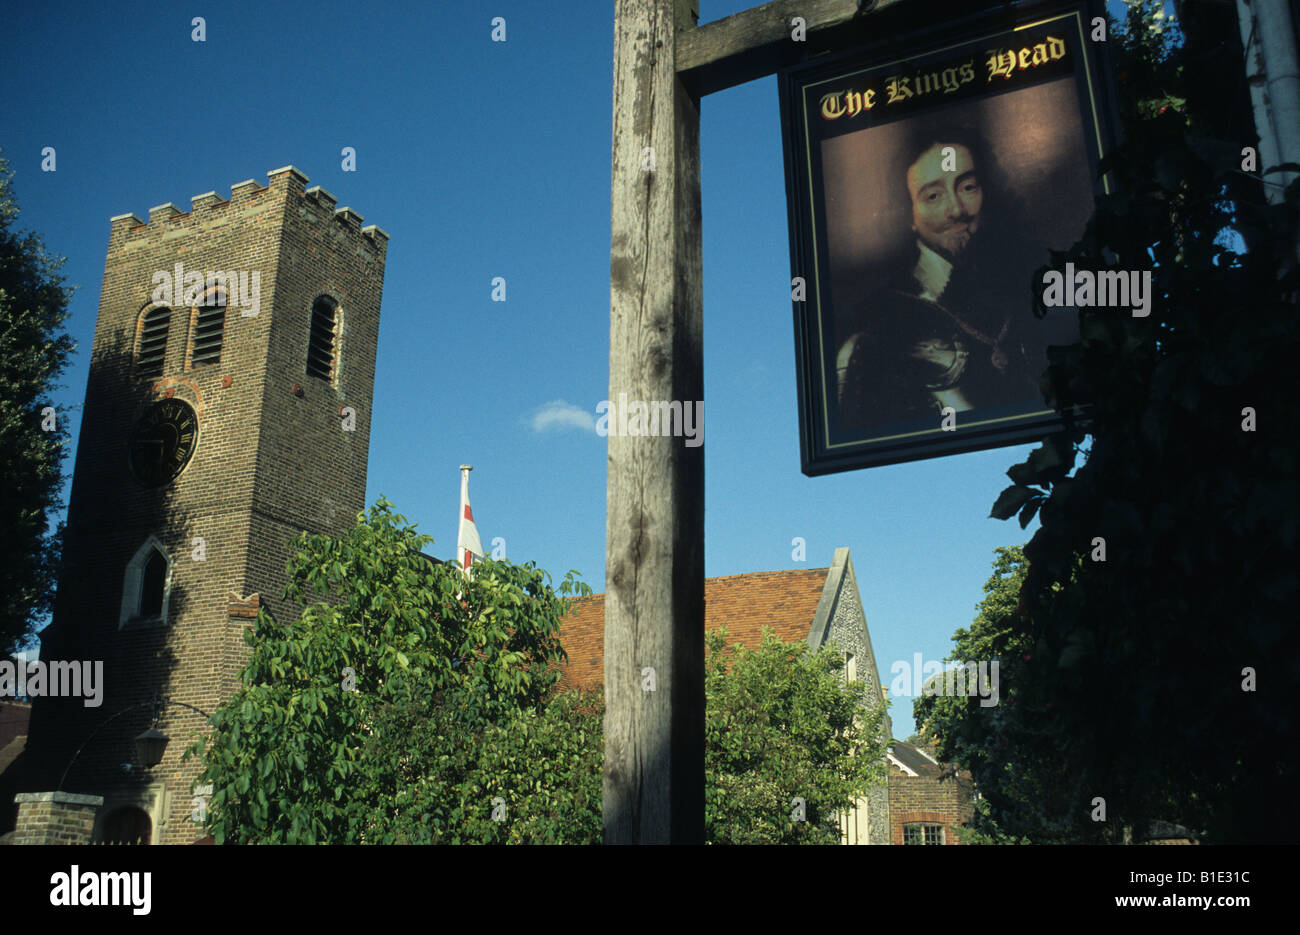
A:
557,568,830,691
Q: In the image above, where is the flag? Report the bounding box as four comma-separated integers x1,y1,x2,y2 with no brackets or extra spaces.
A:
457,465,484,576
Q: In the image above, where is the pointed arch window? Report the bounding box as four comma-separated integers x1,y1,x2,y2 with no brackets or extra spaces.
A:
137,305,171,378
190,286,226,366
306,296,338,381
120,537,173,628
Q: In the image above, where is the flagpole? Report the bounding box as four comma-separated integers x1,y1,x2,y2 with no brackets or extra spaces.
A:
457,464,483,578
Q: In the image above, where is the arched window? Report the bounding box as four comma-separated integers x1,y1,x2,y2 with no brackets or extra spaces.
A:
190,286,226,366
139,549,166,617
306,295,338,381
120,537,173,628
137,305,171,378
98,807,152,845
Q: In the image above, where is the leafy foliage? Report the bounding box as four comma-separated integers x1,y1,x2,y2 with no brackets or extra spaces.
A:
981,2,1299,842
190,502,884,843
186,497,589,844
914,547,1078,843
0,149,75,655
360,686,604,844
704,629,886,845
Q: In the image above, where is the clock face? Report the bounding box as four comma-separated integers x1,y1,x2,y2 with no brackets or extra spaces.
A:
128,399,199,487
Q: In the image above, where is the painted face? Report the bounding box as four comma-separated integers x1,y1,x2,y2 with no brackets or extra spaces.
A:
906,143,983,261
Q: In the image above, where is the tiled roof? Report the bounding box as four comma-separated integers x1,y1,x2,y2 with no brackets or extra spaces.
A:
889,739,972,781
557,568,830,691
889,740,944,778
0,735,25,777
0,701,30,778
0,700,31,750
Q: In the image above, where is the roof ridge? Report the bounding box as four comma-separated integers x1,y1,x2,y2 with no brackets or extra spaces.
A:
706,567,829,582
572,567,831,602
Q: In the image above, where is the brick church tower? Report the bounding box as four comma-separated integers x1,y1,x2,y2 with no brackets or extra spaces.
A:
12,167,387,844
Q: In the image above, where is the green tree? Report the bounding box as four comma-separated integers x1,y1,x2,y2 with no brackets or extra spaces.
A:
984,2,1299,842
361,629,885,845
186,497,589,844
0,149,76,655
914,546,1072,843
190,499,885,843
361,685,604,844
704,629,886,845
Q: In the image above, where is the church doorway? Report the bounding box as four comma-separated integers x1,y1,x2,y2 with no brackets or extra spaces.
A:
97,806,151,844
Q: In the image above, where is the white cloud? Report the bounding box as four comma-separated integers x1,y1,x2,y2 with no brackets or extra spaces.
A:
530,399,596,434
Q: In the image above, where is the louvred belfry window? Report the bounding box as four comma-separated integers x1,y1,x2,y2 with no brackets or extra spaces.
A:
306,296,338,380
191,289,226,365
138,306,171,378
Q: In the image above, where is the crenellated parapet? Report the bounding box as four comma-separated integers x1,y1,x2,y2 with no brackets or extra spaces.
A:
106,166,388,258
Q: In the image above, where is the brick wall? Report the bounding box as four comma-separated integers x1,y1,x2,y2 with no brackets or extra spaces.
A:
15,168,386,844
10,792,103,845
888,762,975,845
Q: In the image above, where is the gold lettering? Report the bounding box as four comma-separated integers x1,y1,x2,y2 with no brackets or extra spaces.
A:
820,92,846,120
960,61,974,84
987,51,1016,81
1018,48,1032,71
1031,42,1048,67
942,66,960,93
1047,36,1066,61
886,75,912,103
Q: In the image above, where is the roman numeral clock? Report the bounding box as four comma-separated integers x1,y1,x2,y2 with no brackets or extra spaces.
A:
127,398,199,487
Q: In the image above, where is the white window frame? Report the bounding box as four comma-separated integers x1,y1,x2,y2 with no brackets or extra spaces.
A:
119,536,174,629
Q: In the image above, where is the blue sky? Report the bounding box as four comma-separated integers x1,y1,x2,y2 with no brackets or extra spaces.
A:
4,0,1140,736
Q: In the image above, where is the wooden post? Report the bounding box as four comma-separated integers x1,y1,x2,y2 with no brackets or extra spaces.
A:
605,0,706,845
605,0,909,844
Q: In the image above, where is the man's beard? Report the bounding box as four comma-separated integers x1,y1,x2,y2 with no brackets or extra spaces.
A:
921,218,981,266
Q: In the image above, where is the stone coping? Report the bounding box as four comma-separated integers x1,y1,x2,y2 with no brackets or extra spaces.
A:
14,791,104,806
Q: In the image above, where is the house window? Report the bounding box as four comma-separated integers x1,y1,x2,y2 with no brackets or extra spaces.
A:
190,287,226,366
137,305,171,377
845,652,856,683
120,537,173,628
903,822,945,845
306,295,338,380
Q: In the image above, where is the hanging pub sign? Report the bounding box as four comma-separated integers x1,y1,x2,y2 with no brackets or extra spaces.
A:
780,0,1118,475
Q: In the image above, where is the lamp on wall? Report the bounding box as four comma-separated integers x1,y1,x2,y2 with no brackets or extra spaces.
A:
133,727,170,769
58,693,211,791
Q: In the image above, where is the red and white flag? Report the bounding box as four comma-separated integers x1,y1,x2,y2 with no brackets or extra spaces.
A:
457,464,484,576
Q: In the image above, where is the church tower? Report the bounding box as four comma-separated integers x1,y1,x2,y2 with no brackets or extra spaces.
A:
15,167,387,843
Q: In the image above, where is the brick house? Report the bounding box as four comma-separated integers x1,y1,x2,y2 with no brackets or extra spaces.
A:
887,738,976,844
6,168,387,844
559,547,974,844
